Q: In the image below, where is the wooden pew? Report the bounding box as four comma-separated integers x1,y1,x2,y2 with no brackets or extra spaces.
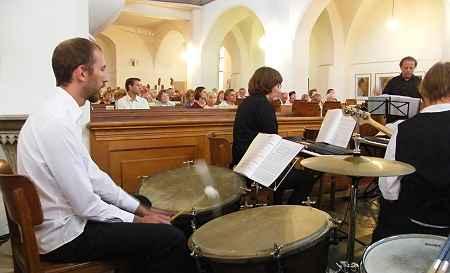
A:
89,109,323,193
292,101,321,117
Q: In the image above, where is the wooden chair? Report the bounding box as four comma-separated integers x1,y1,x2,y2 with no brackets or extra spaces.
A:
322,101,342,116
292,101,321,117
0,160,127,273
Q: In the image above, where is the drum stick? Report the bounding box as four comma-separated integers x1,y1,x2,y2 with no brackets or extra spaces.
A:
426,235,450,273
170,209,187,221
436,245,450,273
170,186,220,222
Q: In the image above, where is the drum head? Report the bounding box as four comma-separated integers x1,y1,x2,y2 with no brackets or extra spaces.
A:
139,165,244,213
189,205,331,261
361,234,446,273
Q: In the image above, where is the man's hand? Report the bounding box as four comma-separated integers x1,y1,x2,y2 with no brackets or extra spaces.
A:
134,210,171,224
134,204,176,224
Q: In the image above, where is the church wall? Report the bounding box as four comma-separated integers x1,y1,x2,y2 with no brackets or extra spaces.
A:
309,10,334,96
343,0,445,98
154,30,187,88
102,26,156,89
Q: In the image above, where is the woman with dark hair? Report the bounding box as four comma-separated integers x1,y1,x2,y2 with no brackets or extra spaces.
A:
232,66,316,205
192,86,207,108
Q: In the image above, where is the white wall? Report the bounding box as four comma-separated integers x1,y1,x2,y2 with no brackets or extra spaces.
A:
343,0,445,98
0,148,6,236
102,26,156,88
95,34,118,87
154,31,187,87
309,10,334,95
102,25,187,88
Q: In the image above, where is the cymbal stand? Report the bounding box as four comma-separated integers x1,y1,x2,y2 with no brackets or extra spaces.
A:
336,175,362,272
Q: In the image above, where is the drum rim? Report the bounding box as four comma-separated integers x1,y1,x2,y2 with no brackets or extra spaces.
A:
360,233,447,273
189,205,332,261
140,165,245,213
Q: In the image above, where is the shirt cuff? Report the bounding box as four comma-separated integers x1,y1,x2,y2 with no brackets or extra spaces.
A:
118,192,140,214
115,208,136,223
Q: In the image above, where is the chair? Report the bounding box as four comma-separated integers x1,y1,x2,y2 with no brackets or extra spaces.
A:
322,101,342,116
0,160,127,273
292,101,321,117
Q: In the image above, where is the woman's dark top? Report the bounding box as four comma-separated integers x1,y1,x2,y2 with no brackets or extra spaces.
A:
231,93,277,166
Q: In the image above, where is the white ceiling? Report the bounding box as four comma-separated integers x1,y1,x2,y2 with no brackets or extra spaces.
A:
115,12,166,28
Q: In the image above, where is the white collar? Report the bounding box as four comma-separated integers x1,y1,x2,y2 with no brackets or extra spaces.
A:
421,103,450,113
55,87,83,122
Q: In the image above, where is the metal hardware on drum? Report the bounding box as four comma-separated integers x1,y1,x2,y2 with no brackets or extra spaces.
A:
190,208,198,231
190,242,206,273
183,160,195,166
271,243,285,273
301,196,316,207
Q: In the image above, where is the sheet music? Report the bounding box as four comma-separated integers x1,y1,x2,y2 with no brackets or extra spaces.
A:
316,109,356,148
234,134,304,187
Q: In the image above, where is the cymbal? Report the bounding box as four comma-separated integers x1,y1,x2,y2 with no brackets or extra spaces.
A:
300,155,415,177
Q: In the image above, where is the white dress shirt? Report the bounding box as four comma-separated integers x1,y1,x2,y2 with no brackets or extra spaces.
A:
115,94,150,110
17,88,139,254
380,103,450,200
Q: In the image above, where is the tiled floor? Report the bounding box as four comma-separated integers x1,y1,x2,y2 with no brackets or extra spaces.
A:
0,190,380,273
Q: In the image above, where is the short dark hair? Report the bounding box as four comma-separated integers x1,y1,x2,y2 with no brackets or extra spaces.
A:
400,56,418,67
326,89,335,94
289,91,296,96
224,88,235,98
194,86,206,100
125,78,141,91
248,67,282,96
52,37,101,87
420,62,450,102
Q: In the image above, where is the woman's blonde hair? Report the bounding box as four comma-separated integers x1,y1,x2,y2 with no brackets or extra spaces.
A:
420,62,450,102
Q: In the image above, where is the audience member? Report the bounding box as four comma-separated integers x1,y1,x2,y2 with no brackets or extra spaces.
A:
237,88,247,99
325,89,337,102
115,78,149,109
156,90,176,107
218,89,237,108
311,93,322,103
204,92,218,109
183,89,195,107
289,91,296,104
113,89,127,102
216,90,225,105
280,92,289,104
300,94,311,102
192,86,207,108
308,89,318,97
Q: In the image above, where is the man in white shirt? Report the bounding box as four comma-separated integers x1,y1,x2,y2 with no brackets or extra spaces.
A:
372,62,450,242
17,38,195,273
115,77,150,109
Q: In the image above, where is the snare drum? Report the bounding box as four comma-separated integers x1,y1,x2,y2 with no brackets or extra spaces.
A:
189,205,332,273
139,165,244,236
361,234,446,273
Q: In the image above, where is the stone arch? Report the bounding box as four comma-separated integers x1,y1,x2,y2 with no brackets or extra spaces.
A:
293,0,346,96
95,33,117,87
154,30,187,86
200,6,265,89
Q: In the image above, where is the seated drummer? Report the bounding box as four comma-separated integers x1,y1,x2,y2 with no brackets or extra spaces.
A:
232,66,317,204
372,62,450,242
17,37,196,273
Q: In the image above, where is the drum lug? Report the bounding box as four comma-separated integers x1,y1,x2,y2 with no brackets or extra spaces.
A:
190,243,206,273
190,208,198,231
183,160,195,167
301,196,316,207
271,243,285,273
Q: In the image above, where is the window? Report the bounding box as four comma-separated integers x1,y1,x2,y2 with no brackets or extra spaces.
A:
218,46,225,90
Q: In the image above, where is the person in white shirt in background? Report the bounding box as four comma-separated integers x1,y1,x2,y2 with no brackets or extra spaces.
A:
115,77,150,109
156,89,176,107
218,88,237,108
17,37,195,273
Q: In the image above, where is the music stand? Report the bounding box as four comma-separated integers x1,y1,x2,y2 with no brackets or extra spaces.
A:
368,95,420,121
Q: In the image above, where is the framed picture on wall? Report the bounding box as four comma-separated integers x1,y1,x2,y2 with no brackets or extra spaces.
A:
374,72,398,95
355,74,371,98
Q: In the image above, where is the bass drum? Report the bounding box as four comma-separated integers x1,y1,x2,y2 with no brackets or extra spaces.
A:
189,205,332,273
139,165,244,237
361,234,446,273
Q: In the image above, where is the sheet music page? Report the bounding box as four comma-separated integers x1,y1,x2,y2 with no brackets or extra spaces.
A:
316,109,356,148
249,139,304,187
233,133,281,179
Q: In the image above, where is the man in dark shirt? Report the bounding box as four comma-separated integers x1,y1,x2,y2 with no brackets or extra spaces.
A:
382,56,421,98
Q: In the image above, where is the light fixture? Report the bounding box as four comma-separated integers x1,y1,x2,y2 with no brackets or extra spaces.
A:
386,0,399,31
